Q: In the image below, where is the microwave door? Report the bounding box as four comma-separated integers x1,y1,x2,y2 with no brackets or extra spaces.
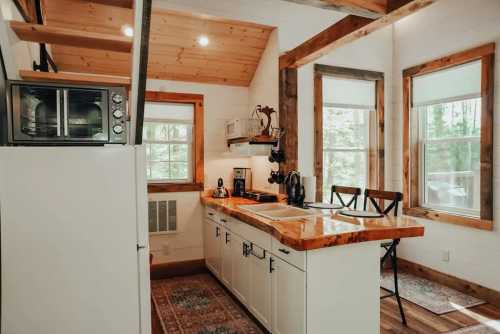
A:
11,85,64,142
63,88,109,142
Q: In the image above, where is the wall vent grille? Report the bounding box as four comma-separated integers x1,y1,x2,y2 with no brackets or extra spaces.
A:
148,200,177,233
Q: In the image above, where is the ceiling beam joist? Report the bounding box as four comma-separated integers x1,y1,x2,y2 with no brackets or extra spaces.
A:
280,0,439,69
282,0,386,19
9,21,133,53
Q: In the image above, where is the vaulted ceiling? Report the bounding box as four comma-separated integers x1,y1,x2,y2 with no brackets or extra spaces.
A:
40,0,275,87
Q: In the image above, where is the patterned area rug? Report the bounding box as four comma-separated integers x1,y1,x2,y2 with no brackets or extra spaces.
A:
381,271,485,315
446,322,500,333
151,274,264,334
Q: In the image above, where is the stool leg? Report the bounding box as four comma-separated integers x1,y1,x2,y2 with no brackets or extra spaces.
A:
392,245,407,325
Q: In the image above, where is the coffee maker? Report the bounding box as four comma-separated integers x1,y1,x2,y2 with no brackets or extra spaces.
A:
233,168,252,197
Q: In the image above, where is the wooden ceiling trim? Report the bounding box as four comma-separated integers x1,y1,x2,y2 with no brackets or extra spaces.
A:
10,21,132,52
281,0,387,18
280,0,440,69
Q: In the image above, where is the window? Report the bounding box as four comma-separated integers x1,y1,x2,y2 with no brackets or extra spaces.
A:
314,65,384,202
403,43,495,230
143,102,193,182
143,92,204,193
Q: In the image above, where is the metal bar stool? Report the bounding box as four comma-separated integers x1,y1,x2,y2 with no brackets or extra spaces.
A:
330,185,362,209
363,189,406,325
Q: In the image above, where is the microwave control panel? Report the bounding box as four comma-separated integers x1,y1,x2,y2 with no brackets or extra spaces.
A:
109,87,127,144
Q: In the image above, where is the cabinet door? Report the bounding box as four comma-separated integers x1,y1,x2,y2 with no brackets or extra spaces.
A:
249,244,272,331
220,227,233,288
271,256,306,334
204,219,221,276
231,233,251,305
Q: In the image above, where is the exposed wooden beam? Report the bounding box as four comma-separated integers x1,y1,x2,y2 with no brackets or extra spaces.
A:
87,0,133,8
280,15,373,69
280,0,439,69
9,21,132,53
19,70,131,86
282,0,386,18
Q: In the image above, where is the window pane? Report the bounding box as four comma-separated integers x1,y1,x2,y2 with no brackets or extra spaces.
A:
169,124,190,141
170,162,188,180
423,140,480,213
423,98,481,140
143,122,168,141
170,144,188,162
149,144,169,162
323,107,368,149
323,150,367,202
150,162,170,180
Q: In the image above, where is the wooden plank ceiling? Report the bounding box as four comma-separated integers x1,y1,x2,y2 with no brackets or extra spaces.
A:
41,0,275,87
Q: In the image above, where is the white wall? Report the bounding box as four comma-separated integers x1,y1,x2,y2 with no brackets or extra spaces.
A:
147,79,251,264
0,0,38,79
391,0,500,291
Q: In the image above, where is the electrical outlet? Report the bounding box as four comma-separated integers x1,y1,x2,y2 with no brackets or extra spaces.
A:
441,250,450,262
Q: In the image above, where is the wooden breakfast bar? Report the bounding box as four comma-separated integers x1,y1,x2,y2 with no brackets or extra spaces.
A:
201,195,424,334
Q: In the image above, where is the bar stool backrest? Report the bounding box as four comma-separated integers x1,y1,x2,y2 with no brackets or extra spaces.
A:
330,185,362,209
363,189,403,216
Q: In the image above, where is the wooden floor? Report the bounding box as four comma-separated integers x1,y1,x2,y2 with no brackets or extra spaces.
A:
381,292,500,333
150,274,500,334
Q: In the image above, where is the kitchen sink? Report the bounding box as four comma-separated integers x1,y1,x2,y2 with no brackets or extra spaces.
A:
238,203,318,221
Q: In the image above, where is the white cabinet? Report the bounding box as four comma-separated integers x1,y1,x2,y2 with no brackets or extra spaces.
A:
231,233,251,305
220,226,233,287
271,256,306,334
204,218,221,276
248,244,273,331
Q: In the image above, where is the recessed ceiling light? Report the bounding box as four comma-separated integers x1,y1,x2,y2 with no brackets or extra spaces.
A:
198,35,210,47
122,25,134,37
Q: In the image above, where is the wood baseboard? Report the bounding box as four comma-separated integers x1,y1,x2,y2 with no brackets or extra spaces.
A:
150,259,207,280
398,258,500,308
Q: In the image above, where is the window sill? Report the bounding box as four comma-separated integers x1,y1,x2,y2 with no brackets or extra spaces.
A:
403,207,493,231
148,183,204,193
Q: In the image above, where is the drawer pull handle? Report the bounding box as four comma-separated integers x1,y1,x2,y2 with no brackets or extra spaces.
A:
269,257,275,273
249,243,266,260
215,226,220,237
225,232,230,244
279,248,290,255
243,242,250,257
220,219,227,223
208,213,214,216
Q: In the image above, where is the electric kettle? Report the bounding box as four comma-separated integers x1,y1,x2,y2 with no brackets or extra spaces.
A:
212,178,229,198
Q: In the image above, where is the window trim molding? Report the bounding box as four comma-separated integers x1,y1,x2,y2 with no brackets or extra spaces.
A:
402,43,495,231
145,91,204,193
314,64,385,202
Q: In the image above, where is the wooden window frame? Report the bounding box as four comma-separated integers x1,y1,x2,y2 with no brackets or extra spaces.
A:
145,91,204,193
402,43,495,231
314,64,385,202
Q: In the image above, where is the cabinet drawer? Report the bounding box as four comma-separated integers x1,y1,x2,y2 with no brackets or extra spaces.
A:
271,238,306,271
205,207,219,221
229,218,271,251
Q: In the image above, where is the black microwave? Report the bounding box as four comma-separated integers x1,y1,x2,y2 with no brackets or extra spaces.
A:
6,81,127,145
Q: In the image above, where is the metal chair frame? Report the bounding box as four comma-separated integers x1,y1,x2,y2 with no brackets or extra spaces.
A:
364,189,407,326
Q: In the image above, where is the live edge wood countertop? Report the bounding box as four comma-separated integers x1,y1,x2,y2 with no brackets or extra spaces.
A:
201,196,424,251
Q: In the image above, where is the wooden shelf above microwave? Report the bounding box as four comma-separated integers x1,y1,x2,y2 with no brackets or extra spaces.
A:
19,70,131,87
9,21,133,53
227,135,278,147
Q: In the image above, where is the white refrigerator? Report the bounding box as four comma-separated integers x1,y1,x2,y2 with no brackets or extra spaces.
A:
0,146,151,334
